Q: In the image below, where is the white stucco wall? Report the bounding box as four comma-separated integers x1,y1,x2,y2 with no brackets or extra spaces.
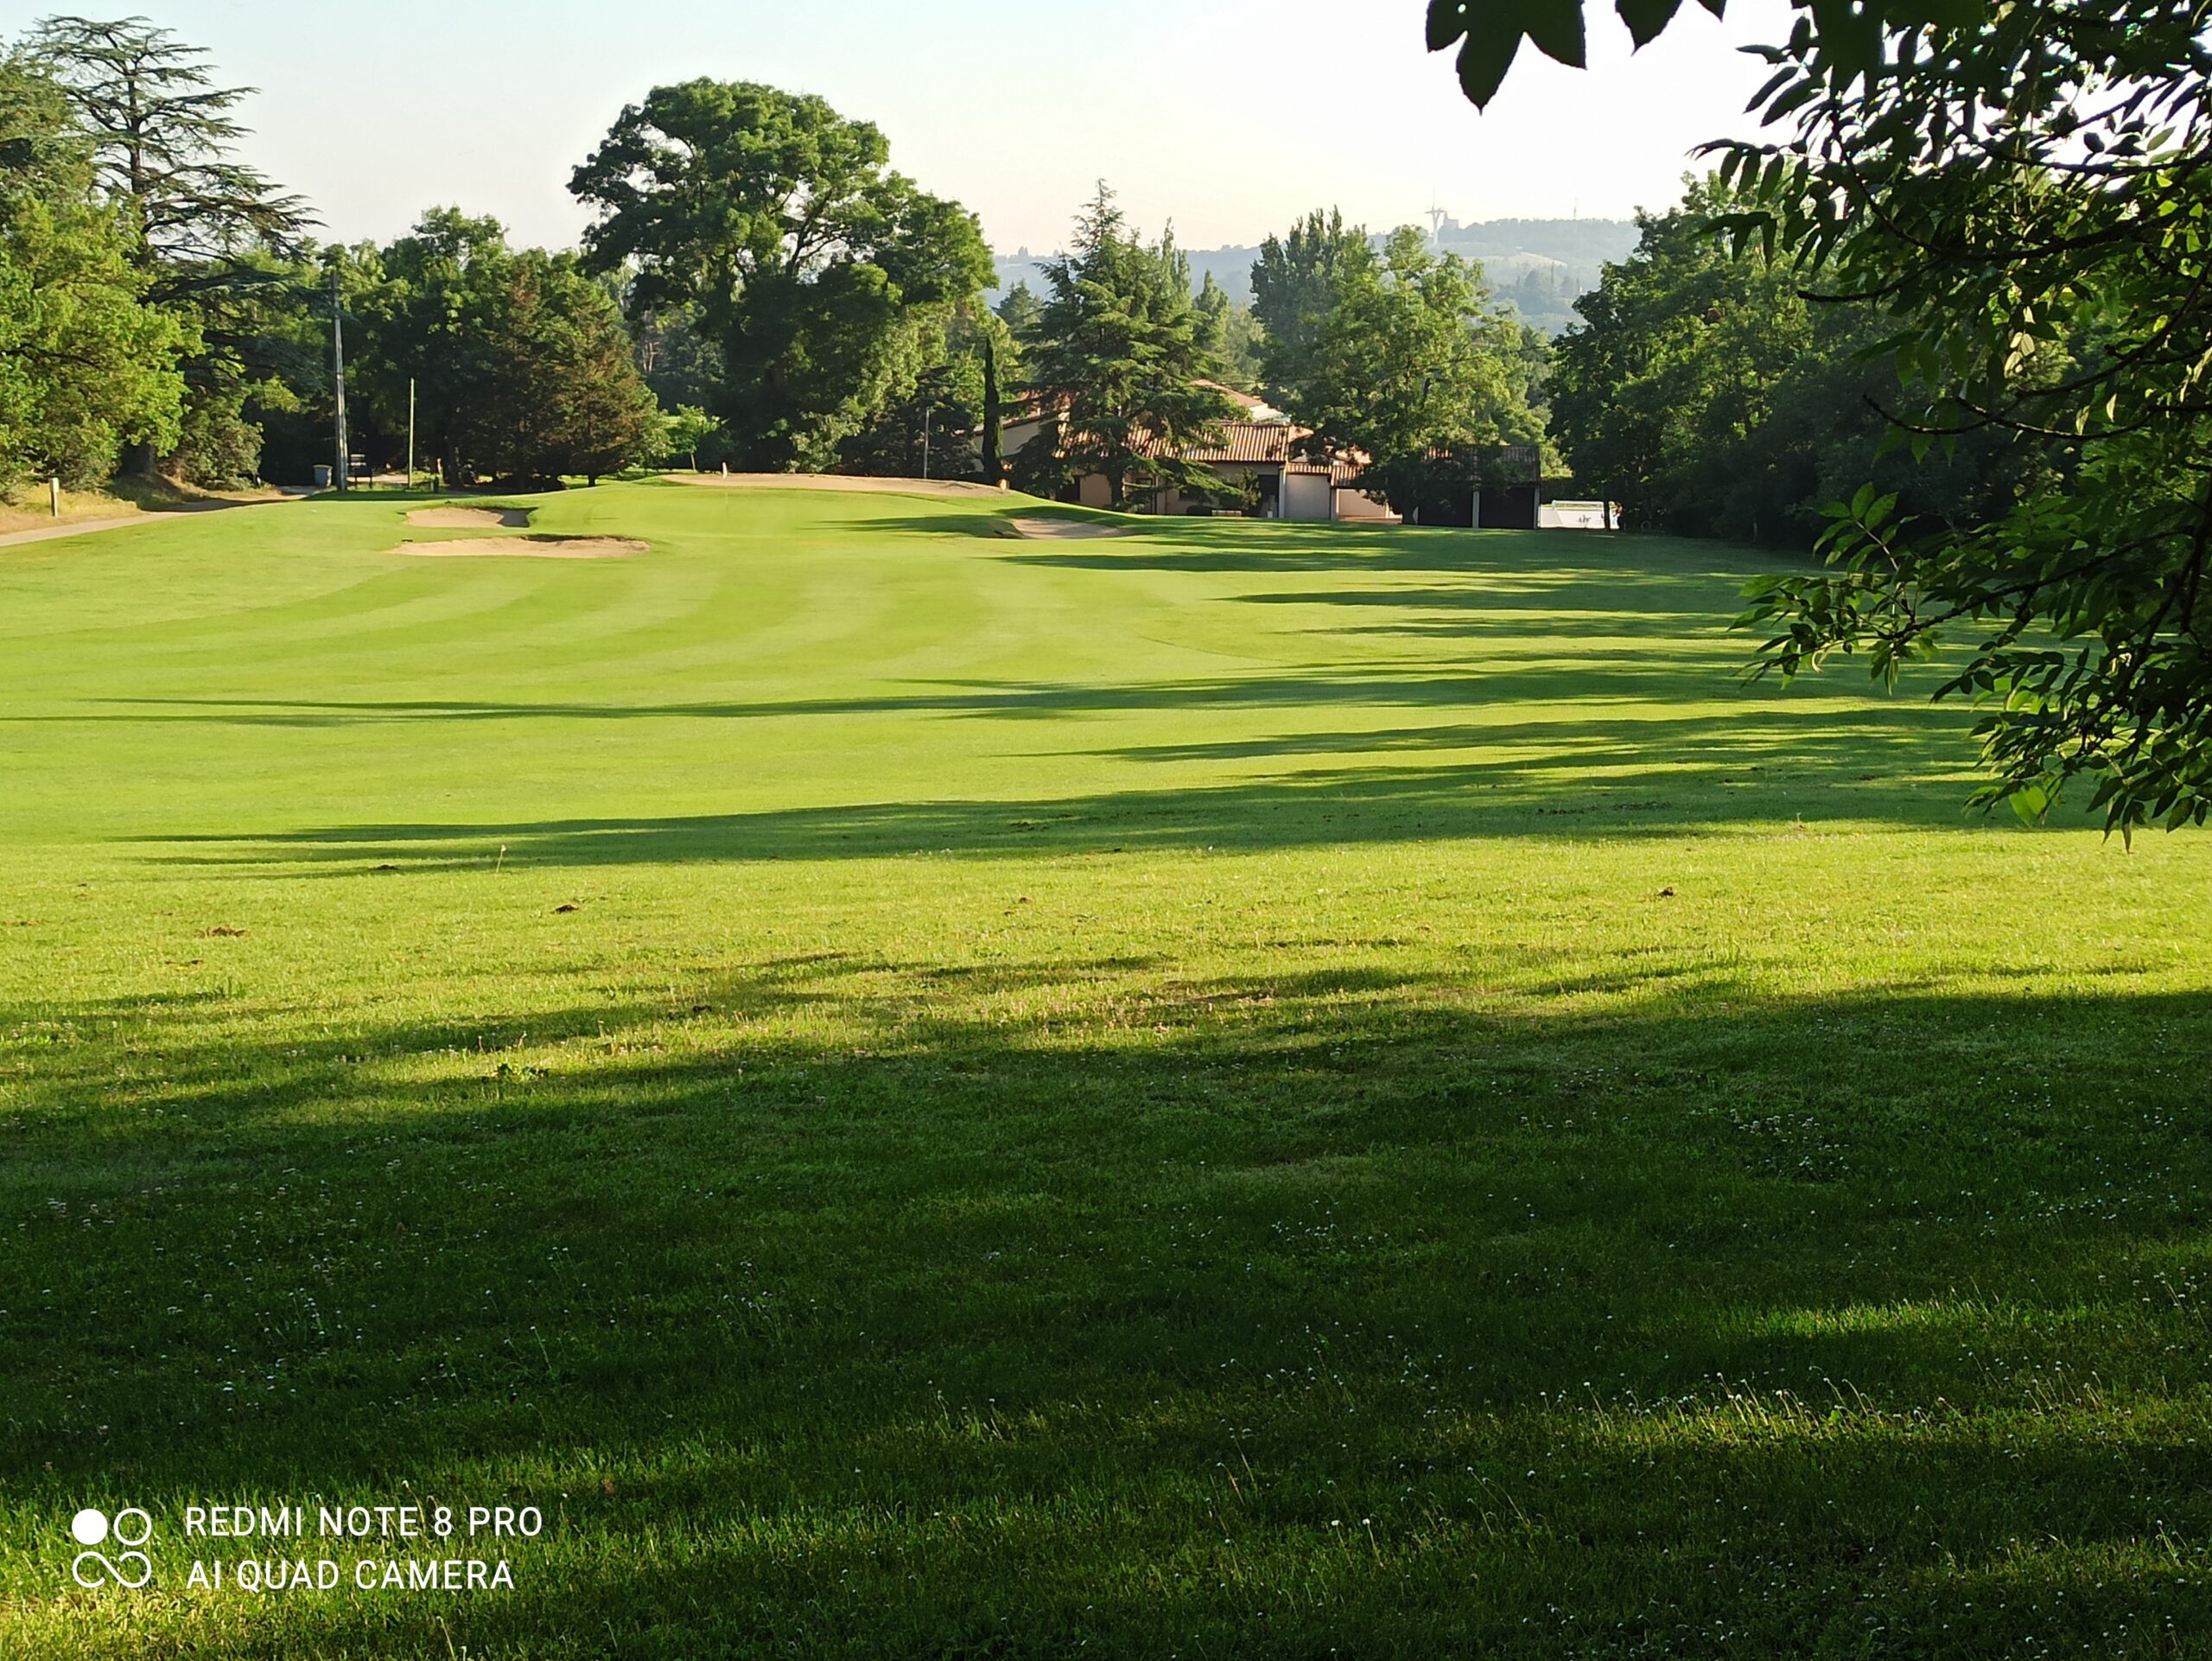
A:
1282,473,1335,522
1332,489,1398,523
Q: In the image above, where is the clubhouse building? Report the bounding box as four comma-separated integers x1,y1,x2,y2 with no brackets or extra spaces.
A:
1000,383,1401,523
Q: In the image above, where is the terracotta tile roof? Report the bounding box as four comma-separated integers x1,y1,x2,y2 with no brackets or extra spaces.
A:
1156,423,1368,482
1174,422,1305,464
1014,395,1380,493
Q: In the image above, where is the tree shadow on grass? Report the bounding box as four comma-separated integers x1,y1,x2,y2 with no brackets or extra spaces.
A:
79,652,1783,728
889,509,1427,558
989,519,1770,575
844,510,1032,541
3,967,2209,1655
1234,581,1760,646
136,710,1987,875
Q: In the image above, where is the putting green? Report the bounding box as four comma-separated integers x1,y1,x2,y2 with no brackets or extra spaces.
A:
2,480,2207,1658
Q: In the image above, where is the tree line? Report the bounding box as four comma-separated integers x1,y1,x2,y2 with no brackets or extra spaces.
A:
0,16,664,492
567,83,1554,515
1546,175,2056,545
1,14,1563,510
980,193,1550,515
0,5,2114,544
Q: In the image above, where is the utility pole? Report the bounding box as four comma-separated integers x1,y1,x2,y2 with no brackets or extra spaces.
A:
407,378,416,492
332,269,349,493
921,406,931,480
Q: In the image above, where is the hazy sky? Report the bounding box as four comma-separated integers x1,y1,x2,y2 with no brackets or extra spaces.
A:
51,0,1793,254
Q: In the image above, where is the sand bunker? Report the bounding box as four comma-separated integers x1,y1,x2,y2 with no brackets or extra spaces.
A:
1011,517,1129,540
400,536,648,560
404,506,534,529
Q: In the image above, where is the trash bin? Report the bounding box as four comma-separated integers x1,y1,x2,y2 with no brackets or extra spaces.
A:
313,465,333,489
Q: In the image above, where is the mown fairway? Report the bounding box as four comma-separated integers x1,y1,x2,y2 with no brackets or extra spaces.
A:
2,480,2208,1658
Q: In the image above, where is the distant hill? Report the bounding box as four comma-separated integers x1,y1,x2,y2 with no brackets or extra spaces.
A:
1431,216,1642,268
991,245,1265,307
1431,216,1641,335
989,217,1640,338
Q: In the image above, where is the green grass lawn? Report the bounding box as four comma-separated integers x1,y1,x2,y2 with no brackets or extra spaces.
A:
3,480,2208,1658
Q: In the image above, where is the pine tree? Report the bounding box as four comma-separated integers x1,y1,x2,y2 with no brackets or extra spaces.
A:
1192,272,1263,392
994,281,1043,344
538,260,663,485
1016,185,1233,507
980,333,1002,484
26,16,313,481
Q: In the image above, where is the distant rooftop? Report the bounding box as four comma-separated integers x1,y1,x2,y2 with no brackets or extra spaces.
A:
1193,382,1289,424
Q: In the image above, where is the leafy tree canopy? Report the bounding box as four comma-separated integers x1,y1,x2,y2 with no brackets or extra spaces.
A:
570,80,993,471
1192,272,1263,393
1548,184,1810,532
1273,224,1546,513
660,404,720,471
838,298,1014,481
0,54,183,491
1250,209,1370,410
1553,179,2055,543
1432,0,2212,837
346,209,660,488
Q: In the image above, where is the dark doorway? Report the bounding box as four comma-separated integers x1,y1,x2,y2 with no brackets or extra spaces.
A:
1477,484,1539,530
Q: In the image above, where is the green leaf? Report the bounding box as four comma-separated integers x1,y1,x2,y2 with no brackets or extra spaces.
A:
1768,80,1819,120
1427,0,1476,51
1523,0,1590,66
1806,0,1882,79
1891,0,1986,26
1618,0,1686,48
1455,18,1527,109
1746,66,1796,107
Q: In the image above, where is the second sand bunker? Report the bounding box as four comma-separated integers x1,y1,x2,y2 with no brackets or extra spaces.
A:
404,506,535,530
400,536,648,559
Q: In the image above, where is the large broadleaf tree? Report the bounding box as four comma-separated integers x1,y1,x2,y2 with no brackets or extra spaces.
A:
345,209,662,488
1268,222,1547,516
569,80,993,472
